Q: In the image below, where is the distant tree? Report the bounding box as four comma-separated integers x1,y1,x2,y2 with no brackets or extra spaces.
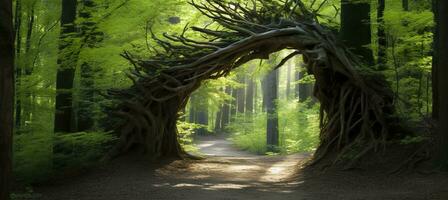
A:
265,69,279,152
340,0,374,66
0,0,15,199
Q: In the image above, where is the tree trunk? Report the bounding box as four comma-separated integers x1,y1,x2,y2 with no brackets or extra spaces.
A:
0,0,14,198
402,0,409,11
54,0,78,133
377,0,387,70
340,0,374,66
434,0,448,168
266,69,279,152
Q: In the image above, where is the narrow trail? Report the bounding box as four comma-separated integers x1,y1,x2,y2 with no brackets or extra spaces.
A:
36,136,448,200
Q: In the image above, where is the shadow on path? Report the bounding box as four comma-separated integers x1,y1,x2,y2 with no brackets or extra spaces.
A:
35,135,448,200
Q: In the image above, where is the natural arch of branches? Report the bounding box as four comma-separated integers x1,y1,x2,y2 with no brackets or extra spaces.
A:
106,0,405,168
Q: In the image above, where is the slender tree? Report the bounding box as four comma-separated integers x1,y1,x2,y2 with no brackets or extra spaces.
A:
0,0,15,199
54,0,78,133
265,69,279,152
340,0,374,66
433,0,448,168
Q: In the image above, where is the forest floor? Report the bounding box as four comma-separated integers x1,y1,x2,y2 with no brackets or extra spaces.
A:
35,135,448,200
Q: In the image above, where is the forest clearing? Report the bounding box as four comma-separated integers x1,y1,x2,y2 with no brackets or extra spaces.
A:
1,0,448,199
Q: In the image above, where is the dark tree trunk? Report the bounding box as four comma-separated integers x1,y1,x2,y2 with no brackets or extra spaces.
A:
340,0,374,66
245,77,255,115
54,0,78,133
402,0,409,11
432,0,439,120
434,0,448,168
266,69,279,152
377,0,387,71
0,0,14,199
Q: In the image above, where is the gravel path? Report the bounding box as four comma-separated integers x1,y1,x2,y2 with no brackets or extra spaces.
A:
35,136,448,200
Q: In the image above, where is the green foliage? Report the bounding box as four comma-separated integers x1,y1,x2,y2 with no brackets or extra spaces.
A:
228,100,320,155
53,131,116,169
177,120,202,153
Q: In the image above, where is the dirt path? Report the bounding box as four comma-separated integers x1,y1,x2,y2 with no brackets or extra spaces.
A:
36,136,448,200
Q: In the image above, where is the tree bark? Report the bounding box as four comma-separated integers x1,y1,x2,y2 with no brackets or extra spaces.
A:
340,0,374,66
434,0,448,168
377,0,387,71
266,68,279,152
54,0,78,133
0,0,14,199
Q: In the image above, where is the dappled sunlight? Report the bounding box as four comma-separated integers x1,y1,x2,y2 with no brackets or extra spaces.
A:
259,155,304,182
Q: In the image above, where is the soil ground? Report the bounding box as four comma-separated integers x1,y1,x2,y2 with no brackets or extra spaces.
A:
35,135,448,200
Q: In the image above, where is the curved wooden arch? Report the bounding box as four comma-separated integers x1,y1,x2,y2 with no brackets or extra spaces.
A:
106,0,402,167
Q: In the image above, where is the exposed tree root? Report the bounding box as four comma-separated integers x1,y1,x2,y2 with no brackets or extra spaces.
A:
106,0,407,168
